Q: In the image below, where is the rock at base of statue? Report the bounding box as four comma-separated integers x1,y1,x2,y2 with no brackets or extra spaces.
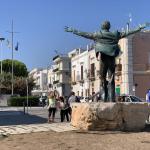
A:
71,102,150,131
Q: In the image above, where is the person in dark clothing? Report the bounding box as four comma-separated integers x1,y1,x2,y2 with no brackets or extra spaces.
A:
59,96,69,122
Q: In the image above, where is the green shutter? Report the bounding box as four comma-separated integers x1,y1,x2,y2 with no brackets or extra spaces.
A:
115,86,120,95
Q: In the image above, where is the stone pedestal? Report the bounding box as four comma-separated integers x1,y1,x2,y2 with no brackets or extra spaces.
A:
71,102,150,131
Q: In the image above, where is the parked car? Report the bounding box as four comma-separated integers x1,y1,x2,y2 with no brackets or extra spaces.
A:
117,95,143,102
39,96,48,106
80,97,90,103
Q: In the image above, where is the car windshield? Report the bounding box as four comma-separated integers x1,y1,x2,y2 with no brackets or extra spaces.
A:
130,96,142,102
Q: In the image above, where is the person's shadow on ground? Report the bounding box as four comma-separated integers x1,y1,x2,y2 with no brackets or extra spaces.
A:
0,111,47,126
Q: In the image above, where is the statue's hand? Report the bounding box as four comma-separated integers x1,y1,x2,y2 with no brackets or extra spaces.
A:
145,22,150,27
139,24,146,29
64,26,74,32
139,22,150,29
96,52,100,61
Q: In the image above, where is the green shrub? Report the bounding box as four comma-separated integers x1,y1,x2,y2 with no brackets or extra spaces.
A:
8,96,39,106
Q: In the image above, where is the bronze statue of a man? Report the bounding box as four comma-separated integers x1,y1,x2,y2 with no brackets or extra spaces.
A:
65,21,148,102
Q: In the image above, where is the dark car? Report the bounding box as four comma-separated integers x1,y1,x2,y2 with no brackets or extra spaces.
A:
117,95,143,102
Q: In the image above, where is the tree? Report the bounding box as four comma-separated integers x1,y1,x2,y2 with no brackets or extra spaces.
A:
14,77,35,96
1,59,28,77
0,73,35,96
0,72,11,93
0,60,34,96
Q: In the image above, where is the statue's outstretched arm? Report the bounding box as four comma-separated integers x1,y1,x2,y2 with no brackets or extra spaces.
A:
64,26,96,40
120,23,150,38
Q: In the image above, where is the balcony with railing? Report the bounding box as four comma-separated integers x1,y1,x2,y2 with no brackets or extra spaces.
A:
87,70,95,81
71,80,77,85
53,80,59,84
89,75,95,81
53,66,70,73
76,75,84,83
53,67,59,72
52,64,59,72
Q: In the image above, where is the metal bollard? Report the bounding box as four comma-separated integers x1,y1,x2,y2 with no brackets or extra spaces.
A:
23,102,25,114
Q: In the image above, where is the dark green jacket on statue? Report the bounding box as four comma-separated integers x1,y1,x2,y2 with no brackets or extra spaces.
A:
70,26,144,57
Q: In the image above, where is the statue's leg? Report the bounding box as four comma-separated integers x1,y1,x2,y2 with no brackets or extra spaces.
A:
108,74,115,102
102,79,109,102
107,57,116,102
100,54,108,102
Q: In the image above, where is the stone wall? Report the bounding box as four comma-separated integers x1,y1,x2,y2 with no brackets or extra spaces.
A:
71,102,150,131
0,95,11,106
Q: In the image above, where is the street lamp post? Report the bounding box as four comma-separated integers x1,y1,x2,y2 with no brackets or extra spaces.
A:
11,21,14,96
47,66,49,96
47,64,52,96
0,37,5,74
26,78,29,113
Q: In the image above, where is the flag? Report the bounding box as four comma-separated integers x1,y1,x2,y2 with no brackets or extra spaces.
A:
6,39,11,49
15,42,19,51
54,50,58,54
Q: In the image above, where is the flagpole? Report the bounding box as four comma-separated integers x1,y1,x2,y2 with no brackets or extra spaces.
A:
7,20,19,96
0,37,5,74
11,20,14,96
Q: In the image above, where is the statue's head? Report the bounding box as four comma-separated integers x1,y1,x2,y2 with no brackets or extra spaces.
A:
101,21,111,30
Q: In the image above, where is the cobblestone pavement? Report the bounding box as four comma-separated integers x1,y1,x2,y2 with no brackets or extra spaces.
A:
0,107,61,126
0,122,77,135
0,107,77,135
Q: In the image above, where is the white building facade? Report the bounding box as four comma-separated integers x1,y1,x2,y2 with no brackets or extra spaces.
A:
29,68,48,96
69,48,100,97
52,55,71,97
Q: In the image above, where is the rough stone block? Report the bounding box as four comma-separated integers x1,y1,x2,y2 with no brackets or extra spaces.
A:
122,102,150,131
71,102,150,131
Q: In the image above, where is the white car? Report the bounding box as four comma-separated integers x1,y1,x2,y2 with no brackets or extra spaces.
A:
80,97,90,103
39,96,47,106
117,95,143,102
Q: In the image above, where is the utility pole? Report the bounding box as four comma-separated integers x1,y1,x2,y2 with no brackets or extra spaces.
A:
126,13,132,32
47,65,49,96
126,22,129,32
7,20,19,96
47,63,52,96
0,36,5,95
26,78,29,113
0,37,5,74
11,21,14,96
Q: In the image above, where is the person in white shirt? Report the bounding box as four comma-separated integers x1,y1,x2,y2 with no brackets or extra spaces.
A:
146,89,150,103
68,92,76,119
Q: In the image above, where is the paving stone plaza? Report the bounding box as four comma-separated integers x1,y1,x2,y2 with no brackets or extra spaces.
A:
0,107,77,135
0,123,77,135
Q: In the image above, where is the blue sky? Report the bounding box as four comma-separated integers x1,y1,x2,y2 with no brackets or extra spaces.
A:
0,0,149,71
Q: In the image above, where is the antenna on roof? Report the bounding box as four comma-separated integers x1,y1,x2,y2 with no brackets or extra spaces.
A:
54,50,64,56
126,13,132,32
129,13,132,23
54,50,58,55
